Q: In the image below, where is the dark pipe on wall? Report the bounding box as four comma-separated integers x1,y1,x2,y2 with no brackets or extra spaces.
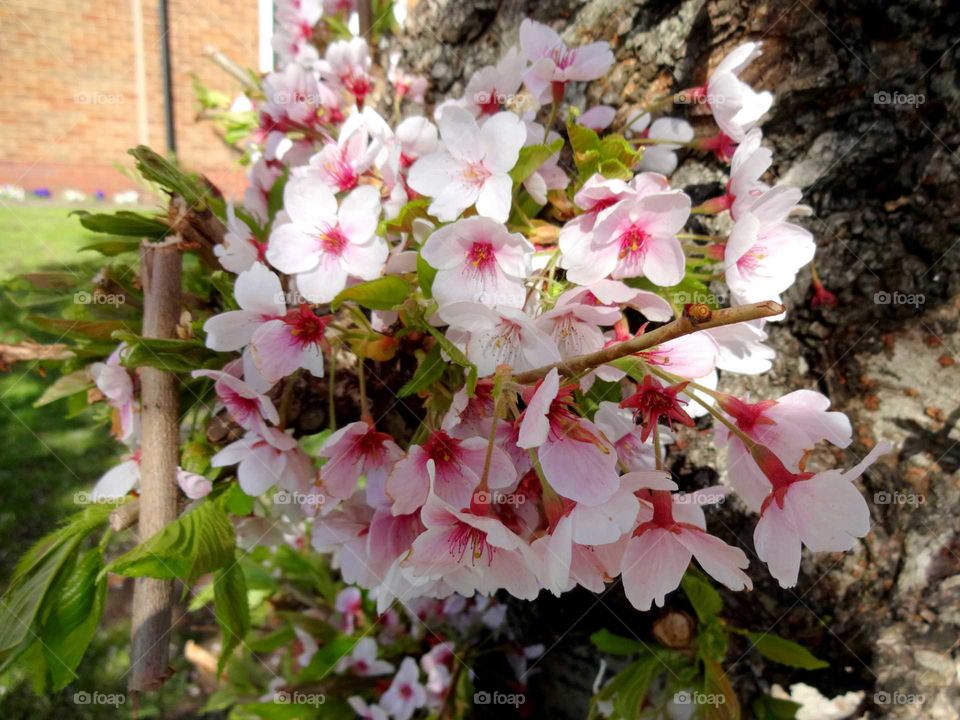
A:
159,0,176,153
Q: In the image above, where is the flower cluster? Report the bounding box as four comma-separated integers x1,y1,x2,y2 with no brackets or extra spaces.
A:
89,11,890,682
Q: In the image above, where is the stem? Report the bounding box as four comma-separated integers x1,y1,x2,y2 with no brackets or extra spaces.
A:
357,356,369,418
512,300,784,384
653,424,663,471
328,344,338,431
129,238,182,693
278,370,301,430
478,373,506,492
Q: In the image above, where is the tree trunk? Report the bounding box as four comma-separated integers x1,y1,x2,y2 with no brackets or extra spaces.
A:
391,1,960,718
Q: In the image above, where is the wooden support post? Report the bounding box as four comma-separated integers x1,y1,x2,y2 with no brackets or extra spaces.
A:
128,238,182,692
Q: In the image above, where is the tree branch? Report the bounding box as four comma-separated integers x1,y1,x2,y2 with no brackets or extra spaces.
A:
129,238,183,693
512,301,784,385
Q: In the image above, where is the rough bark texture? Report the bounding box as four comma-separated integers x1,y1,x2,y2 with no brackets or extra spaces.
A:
390,1,960,718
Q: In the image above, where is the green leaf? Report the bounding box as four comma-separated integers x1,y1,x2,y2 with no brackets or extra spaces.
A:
33,369,91,407
739,630,829,670
682,569,723,622
106,499,235,584
129,145,213,211
72,210,169,239
598,134,640,167
595,654,661,720
331,276,411,311
398,344,445,397
28,316,127,341
753,695,802,720
80,237,144,255
266,167,289,223
113,330,223,372
590,628,645,656
416,252,437,299
223,483,255,516
422,323,478,396
385,198,433,235
597,158,633,180
510,139,564,184
702,658,741,720
40,548,108,689
214,562,251,674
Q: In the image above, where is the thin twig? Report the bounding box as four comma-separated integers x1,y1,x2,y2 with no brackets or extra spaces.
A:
512,301,784,384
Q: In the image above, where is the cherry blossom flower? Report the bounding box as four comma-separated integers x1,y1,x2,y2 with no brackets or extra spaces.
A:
395,116,439,168
336,637,395,676
714,389,853,511
706,320,776,375
298,115,383,192
578,105,616,131
203,263,330,387
262,64,334,132
90,344,137,444
266,180,387,303
335,586,363,633
620,375,695,442
380,657,428,720
386,430,516,515
193,366,279,435
638,117,694,175
535,299,620,357
348,697,388,720
563,191,691,286
726,127,772,217
318,419,403,501
405,491,540,600
176,469,212,499
321,37,374,106
593,401,663,471
92,452,140,500
519,19,614,103
389,53,428,103
753,441,891,587
724,185,815,307
439,302,561,377
556,278,673,323
420,216,533,308
518,369,620,506
463,46,526,116
520,122,569,204
407,106,526,223
702,42,773,143
215,202,264,273
621,474,752,611
211,427,314,497
311,495,378,586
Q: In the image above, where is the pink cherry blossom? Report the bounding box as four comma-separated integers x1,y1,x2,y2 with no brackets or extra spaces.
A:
215,201,264,273
621,476,752,611
715,389,853,511
318,419,403,501
389,54,428,103
336,637,395,676
311,494,378,586
90,343,138,444
380,657,428,720
334,586,363,633
521,122,569,204
386,429,516,515
518,369,620,506
193,366,279,435
724,185,815,307
321,37,374,106
703,42,773,143
203,263,330,387
726,127,772,217
176,469,212,499
348,697,388,720
421,216,533,308
300,118,381,192
593,401,662,471
395,116,439,167
261,63,336,132
463,46,525,116
556,278,674,323
638,117,694,175
439,302,560,377
519,19,614,103
706,320,776,375
92,453,140,500
405,492,540,600
563,191,691,286
578,105,616,132
211,427,314,497
407,106,526,223
266,180,386,303
753,441,891,587
535,299,620,357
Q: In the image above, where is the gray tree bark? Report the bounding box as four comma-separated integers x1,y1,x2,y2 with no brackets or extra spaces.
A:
390,1,960,718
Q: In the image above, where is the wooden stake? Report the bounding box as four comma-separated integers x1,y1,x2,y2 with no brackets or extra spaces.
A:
129,238,182,692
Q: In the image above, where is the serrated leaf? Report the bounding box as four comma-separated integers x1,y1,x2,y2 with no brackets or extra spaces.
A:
682,569,723,621
214,562,251,674
106,499,235,584
397,344,445,397
331,276,411,311
72,210,170,239
598,158,633,180
590,628,645,655
416,252,437,298
510,139,564,184
33,369,92,407
741,630,829,670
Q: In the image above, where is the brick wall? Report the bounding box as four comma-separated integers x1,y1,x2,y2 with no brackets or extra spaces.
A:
0,0,262,199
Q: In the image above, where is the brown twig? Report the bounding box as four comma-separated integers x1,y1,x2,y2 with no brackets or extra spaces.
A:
129,237,183,693
512,301,784,384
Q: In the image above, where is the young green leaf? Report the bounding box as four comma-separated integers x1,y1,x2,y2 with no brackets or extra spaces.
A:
510,139,564,184
331,276,411,311
214,562,251,674
739,630,829,670
752,695,802,720
397,344,445,397
682,569,723,622
590,628,645,655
